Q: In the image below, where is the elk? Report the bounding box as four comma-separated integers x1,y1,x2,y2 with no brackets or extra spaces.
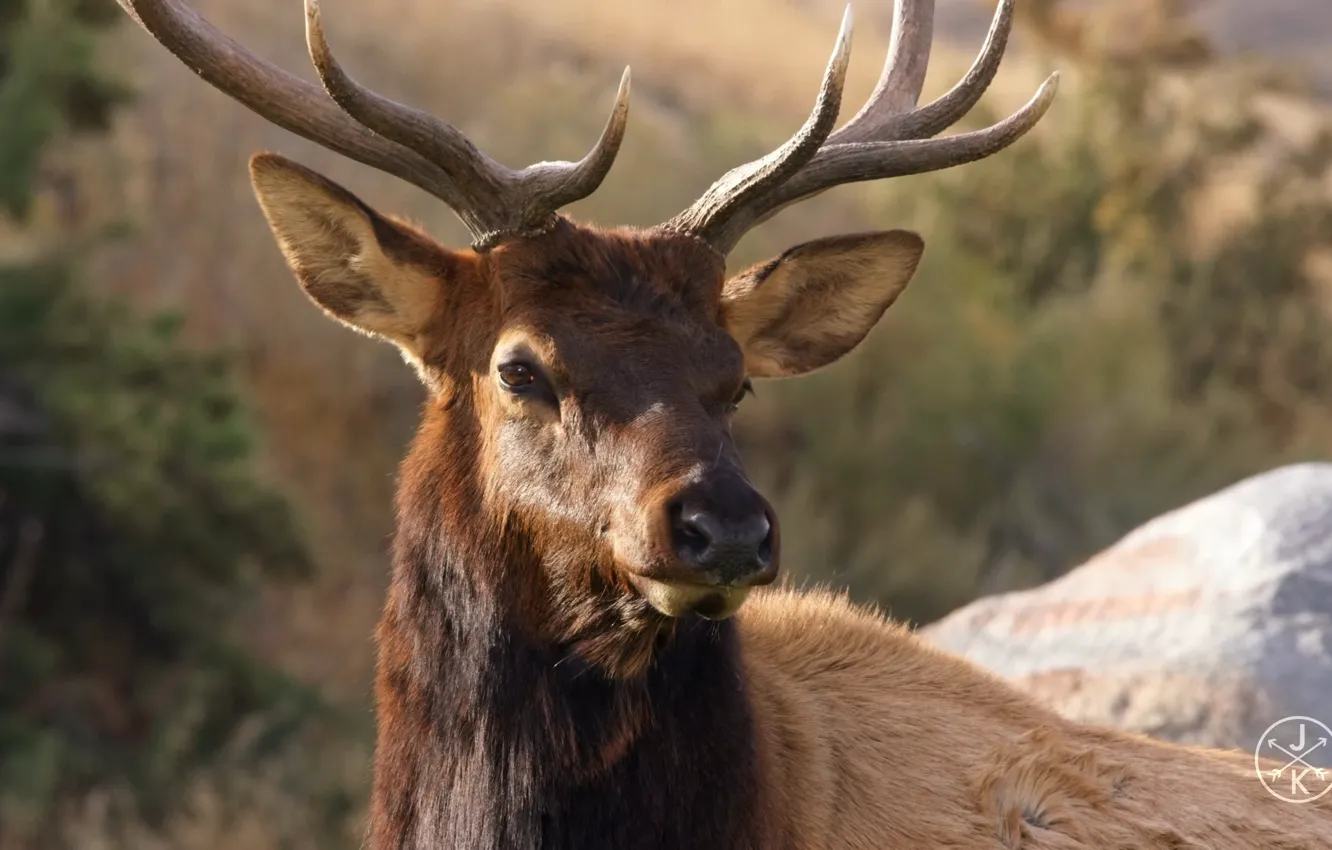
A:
117,0,1332,847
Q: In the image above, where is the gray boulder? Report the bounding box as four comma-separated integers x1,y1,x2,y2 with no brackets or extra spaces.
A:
921,463,1332,764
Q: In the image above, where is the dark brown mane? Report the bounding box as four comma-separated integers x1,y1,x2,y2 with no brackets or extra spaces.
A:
375,403,763,848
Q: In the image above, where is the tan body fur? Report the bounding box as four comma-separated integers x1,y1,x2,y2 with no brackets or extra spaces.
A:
739,587,1332,848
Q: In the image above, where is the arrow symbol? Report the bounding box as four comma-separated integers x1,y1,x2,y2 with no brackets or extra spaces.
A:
1268,737,1328,773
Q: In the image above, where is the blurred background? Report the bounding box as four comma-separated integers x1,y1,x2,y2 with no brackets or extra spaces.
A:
1,0,1330,846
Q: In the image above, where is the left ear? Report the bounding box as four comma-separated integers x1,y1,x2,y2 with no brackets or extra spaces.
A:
720,230,924,378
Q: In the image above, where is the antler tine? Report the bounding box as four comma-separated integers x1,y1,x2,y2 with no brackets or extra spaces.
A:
118,0,633,250
117,0,456,204
831,0,1014,145
303,0,506,227
730,72,1058,247
304,0,632,247
521,66,633,218
663,0,1057,256
772,71,1057,203
661,4,854,246
829,0,935,145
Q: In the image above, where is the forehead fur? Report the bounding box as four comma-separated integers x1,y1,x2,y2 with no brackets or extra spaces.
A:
491,219,728,322
476,220,748,421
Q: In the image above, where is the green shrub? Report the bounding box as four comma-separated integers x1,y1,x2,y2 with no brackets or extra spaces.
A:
0,1,323,844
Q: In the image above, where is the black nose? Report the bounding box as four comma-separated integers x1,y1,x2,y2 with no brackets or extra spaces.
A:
668,475,777,585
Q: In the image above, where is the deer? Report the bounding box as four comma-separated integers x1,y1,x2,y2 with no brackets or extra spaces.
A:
116,0,1332,847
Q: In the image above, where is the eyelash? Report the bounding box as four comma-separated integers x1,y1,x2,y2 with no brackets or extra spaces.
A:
728,379,754,414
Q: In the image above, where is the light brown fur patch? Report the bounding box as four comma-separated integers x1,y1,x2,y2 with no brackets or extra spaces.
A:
737,586,1332,848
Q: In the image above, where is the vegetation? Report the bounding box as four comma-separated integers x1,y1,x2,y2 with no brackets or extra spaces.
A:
0,2,327,846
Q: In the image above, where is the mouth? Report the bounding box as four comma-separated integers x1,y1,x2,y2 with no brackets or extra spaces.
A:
630,576,753,620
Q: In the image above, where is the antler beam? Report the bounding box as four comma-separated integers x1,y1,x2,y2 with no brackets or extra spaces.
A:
663,0,1059,254
115,0,631,250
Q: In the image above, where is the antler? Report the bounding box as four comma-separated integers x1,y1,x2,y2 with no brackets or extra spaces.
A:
663,0,1059,255
115,0,631,251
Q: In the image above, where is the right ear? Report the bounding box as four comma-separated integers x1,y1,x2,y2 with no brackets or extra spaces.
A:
720,230,924,378
248,152,447,353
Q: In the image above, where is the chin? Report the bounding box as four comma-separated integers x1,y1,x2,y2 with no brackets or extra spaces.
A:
630,576,753,621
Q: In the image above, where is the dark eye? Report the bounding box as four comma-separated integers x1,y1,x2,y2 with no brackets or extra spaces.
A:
727,379,754,414
498,362,537,390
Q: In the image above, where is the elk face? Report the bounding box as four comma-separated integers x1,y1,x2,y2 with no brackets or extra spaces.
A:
249,155,926,624
478,227,773,622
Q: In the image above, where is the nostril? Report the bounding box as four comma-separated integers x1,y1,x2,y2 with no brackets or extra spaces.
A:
755,516,774,566
669,502,714,564
661,478,778,584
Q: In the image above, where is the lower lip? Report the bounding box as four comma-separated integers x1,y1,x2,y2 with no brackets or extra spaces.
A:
633,577,752,619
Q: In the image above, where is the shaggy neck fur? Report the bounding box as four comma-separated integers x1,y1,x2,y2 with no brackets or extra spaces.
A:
367,404,765,850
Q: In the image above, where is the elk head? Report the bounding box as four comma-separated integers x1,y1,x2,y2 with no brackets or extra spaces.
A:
117,0,1056,668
